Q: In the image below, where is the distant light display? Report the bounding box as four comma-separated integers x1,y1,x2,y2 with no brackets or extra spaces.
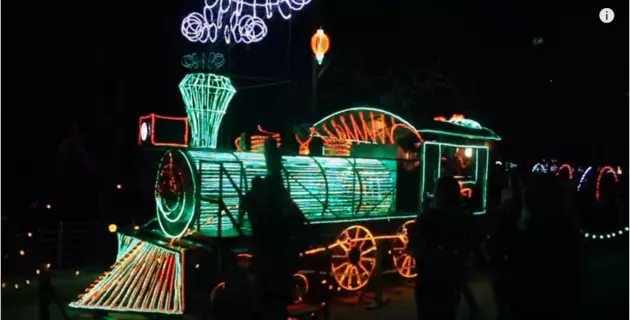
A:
577,166,592,191
179,73,236,149
181,0,312,44
532,36,544,47
595,166,619,200
532,163,547,174
555,164,573,180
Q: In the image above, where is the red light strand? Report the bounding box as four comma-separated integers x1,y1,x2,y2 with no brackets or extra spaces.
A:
458,181,473,198
295,128,315,156
555,164,574,180
138,113,189,147
250,125,281,153
234,137,244,152
314,111,423,148
596,165,619,201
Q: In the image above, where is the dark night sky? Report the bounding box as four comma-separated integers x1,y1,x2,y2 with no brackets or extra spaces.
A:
3,0,628,200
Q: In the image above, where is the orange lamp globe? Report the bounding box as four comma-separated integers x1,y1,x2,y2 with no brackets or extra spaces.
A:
310,28,330,65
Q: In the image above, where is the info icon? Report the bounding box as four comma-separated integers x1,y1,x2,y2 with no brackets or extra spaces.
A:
599,8,615,23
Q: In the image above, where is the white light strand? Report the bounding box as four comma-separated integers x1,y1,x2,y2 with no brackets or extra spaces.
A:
577,166,592,191
181,52,226,71
182,0,311,44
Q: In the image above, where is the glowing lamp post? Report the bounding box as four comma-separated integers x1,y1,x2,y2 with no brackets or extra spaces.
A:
310,28,330,65
310,28,330,117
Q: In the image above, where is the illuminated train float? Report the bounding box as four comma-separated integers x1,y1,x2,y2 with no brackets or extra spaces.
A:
69,72,501,316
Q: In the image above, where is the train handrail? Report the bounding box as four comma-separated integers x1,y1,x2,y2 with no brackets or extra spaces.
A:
197,160,246,238
281,169,342,218
200,196,244,237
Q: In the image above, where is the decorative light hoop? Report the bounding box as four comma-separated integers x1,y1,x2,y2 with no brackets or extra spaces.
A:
556,163,574,179
595,165,619,200
577,166,592,191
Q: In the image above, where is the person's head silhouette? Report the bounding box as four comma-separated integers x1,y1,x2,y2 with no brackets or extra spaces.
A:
435,176,461,210
251,176,264,192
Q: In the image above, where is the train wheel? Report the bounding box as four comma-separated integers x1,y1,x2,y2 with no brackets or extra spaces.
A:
210,281,226,304
330,225,377,291
392,220,417,278
292,273,309,303
235,253,253,268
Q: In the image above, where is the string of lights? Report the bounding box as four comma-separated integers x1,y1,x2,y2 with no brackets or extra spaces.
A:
69,235,185,314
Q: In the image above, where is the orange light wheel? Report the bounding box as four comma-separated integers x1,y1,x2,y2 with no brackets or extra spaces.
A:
330,225,377,291
392,220,417,278
292,273,309,304
210,281,226,304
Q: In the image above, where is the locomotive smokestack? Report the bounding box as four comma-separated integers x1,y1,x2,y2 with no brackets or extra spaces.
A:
179,73,237,149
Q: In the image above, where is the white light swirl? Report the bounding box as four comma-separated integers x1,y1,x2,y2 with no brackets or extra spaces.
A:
182,0,311,44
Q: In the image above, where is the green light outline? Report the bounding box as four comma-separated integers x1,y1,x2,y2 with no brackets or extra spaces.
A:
478,146,489,215
308,214,418,224
419,142,427,211
421,141,490,215
179,73,237,149
417,129,501,141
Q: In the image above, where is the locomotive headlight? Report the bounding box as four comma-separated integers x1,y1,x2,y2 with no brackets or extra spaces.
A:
141,122,149,141
464,148,473,158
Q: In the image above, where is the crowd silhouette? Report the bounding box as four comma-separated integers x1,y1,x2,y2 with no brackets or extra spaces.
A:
231,143,624,319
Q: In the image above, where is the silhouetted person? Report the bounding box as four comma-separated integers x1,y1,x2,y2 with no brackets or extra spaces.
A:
410,176,472,320
247,138,306,320
55,123,94,219
488,171,527,320
519,175,581,319
239,176,264,227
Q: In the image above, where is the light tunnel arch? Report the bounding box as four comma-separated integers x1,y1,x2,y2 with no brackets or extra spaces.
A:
556,163,573,180
596,165,619,201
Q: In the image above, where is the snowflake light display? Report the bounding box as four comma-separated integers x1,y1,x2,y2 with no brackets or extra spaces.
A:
181,0,311,44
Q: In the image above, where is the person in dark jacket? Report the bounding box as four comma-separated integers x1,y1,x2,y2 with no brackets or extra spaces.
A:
410,176,472,320
488,170,527,320
239,176,264,227
247,138,306,320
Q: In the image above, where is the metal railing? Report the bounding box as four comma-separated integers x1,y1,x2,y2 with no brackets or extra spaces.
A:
3,220,121,276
